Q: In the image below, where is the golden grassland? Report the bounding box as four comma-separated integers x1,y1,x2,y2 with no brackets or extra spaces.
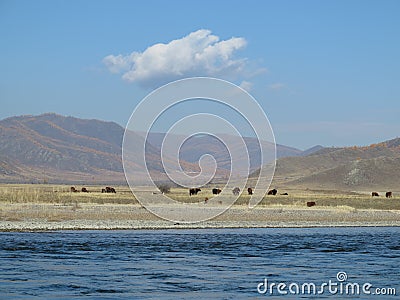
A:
0,184,137,205
0,184,399,226
0,184,400,209
168,187,400,210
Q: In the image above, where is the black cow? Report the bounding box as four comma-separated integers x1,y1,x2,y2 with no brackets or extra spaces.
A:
307,201,316,207
232,187,240,196
268,189,278,195
189,188,201,196
372,192,379,197
247,187,253,195
81,187,89,193
102,187,116,193
212,188,222,195
70,186,78,193
386,192,393,198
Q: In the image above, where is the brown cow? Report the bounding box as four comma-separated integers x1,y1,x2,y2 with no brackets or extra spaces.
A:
70,186,78,193
189,188,201,196
106,187,116,193
307,201,316,207
247,187,253,195
386,192,393,198
102,187,116,193
268,189,278,195
212,188,222,195
372,192,379,197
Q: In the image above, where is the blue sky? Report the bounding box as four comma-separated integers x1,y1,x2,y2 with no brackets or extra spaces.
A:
1,0,399,149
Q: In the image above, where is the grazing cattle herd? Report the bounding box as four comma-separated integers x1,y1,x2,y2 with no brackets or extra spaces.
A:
187,187,287,197
68,185,395,208
70,186,117,193
185,186,396,207
372,191,393,198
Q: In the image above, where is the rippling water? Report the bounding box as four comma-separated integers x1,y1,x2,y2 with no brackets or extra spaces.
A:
1,227,399,299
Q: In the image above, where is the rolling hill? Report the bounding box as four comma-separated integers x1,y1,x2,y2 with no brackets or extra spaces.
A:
0,113,309,184
146,132,304,175
0,113,164,183
2,113,398,189
5,113,397,189
266,138,400,190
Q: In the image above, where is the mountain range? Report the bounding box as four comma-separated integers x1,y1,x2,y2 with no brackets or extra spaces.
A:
0,113,312,184
262,139,400,190
1,113,398,190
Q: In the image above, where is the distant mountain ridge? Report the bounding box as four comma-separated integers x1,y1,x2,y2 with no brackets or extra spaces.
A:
0,113,316,184
145,132,307,174
2,113,398,189
0,113,127,183
262,137,400,190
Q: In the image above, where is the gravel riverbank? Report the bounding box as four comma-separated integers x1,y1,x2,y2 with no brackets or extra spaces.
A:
1,203,399,231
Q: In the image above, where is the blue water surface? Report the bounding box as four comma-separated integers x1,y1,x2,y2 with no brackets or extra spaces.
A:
0,227,399,299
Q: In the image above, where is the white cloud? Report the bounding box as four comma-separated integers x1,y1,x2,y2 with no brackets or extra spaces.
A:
268,83,285,91
103,29,249,88
239,81,253,92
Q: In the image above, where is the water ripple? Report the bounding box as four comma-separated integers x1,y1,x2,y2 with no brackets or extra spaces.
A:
0,227,399,299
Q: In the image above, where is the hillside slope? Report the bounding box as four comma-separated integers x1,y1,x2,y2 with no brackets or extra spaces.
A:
271,138,400,190
0,114,159,183
0,113,303,184
146,132,305,174
290,156,400,190
3,113,396,188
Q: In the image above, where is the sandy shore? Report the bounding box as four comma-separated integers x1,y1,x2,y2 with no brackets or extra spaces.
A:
1,203,400,231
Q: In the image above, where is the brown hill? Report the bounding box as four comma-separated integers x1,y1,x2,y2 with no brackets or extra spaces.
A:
2,113,298,184
146,132,304,175
7,113,396,189
290,156,400,190
0,113,165,183
268,138,400,190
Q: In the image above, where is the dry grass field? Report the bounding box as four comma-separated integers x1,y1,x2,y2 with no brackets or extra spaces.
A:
0,184,399,209
0,184,137,205
0,184,399,229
